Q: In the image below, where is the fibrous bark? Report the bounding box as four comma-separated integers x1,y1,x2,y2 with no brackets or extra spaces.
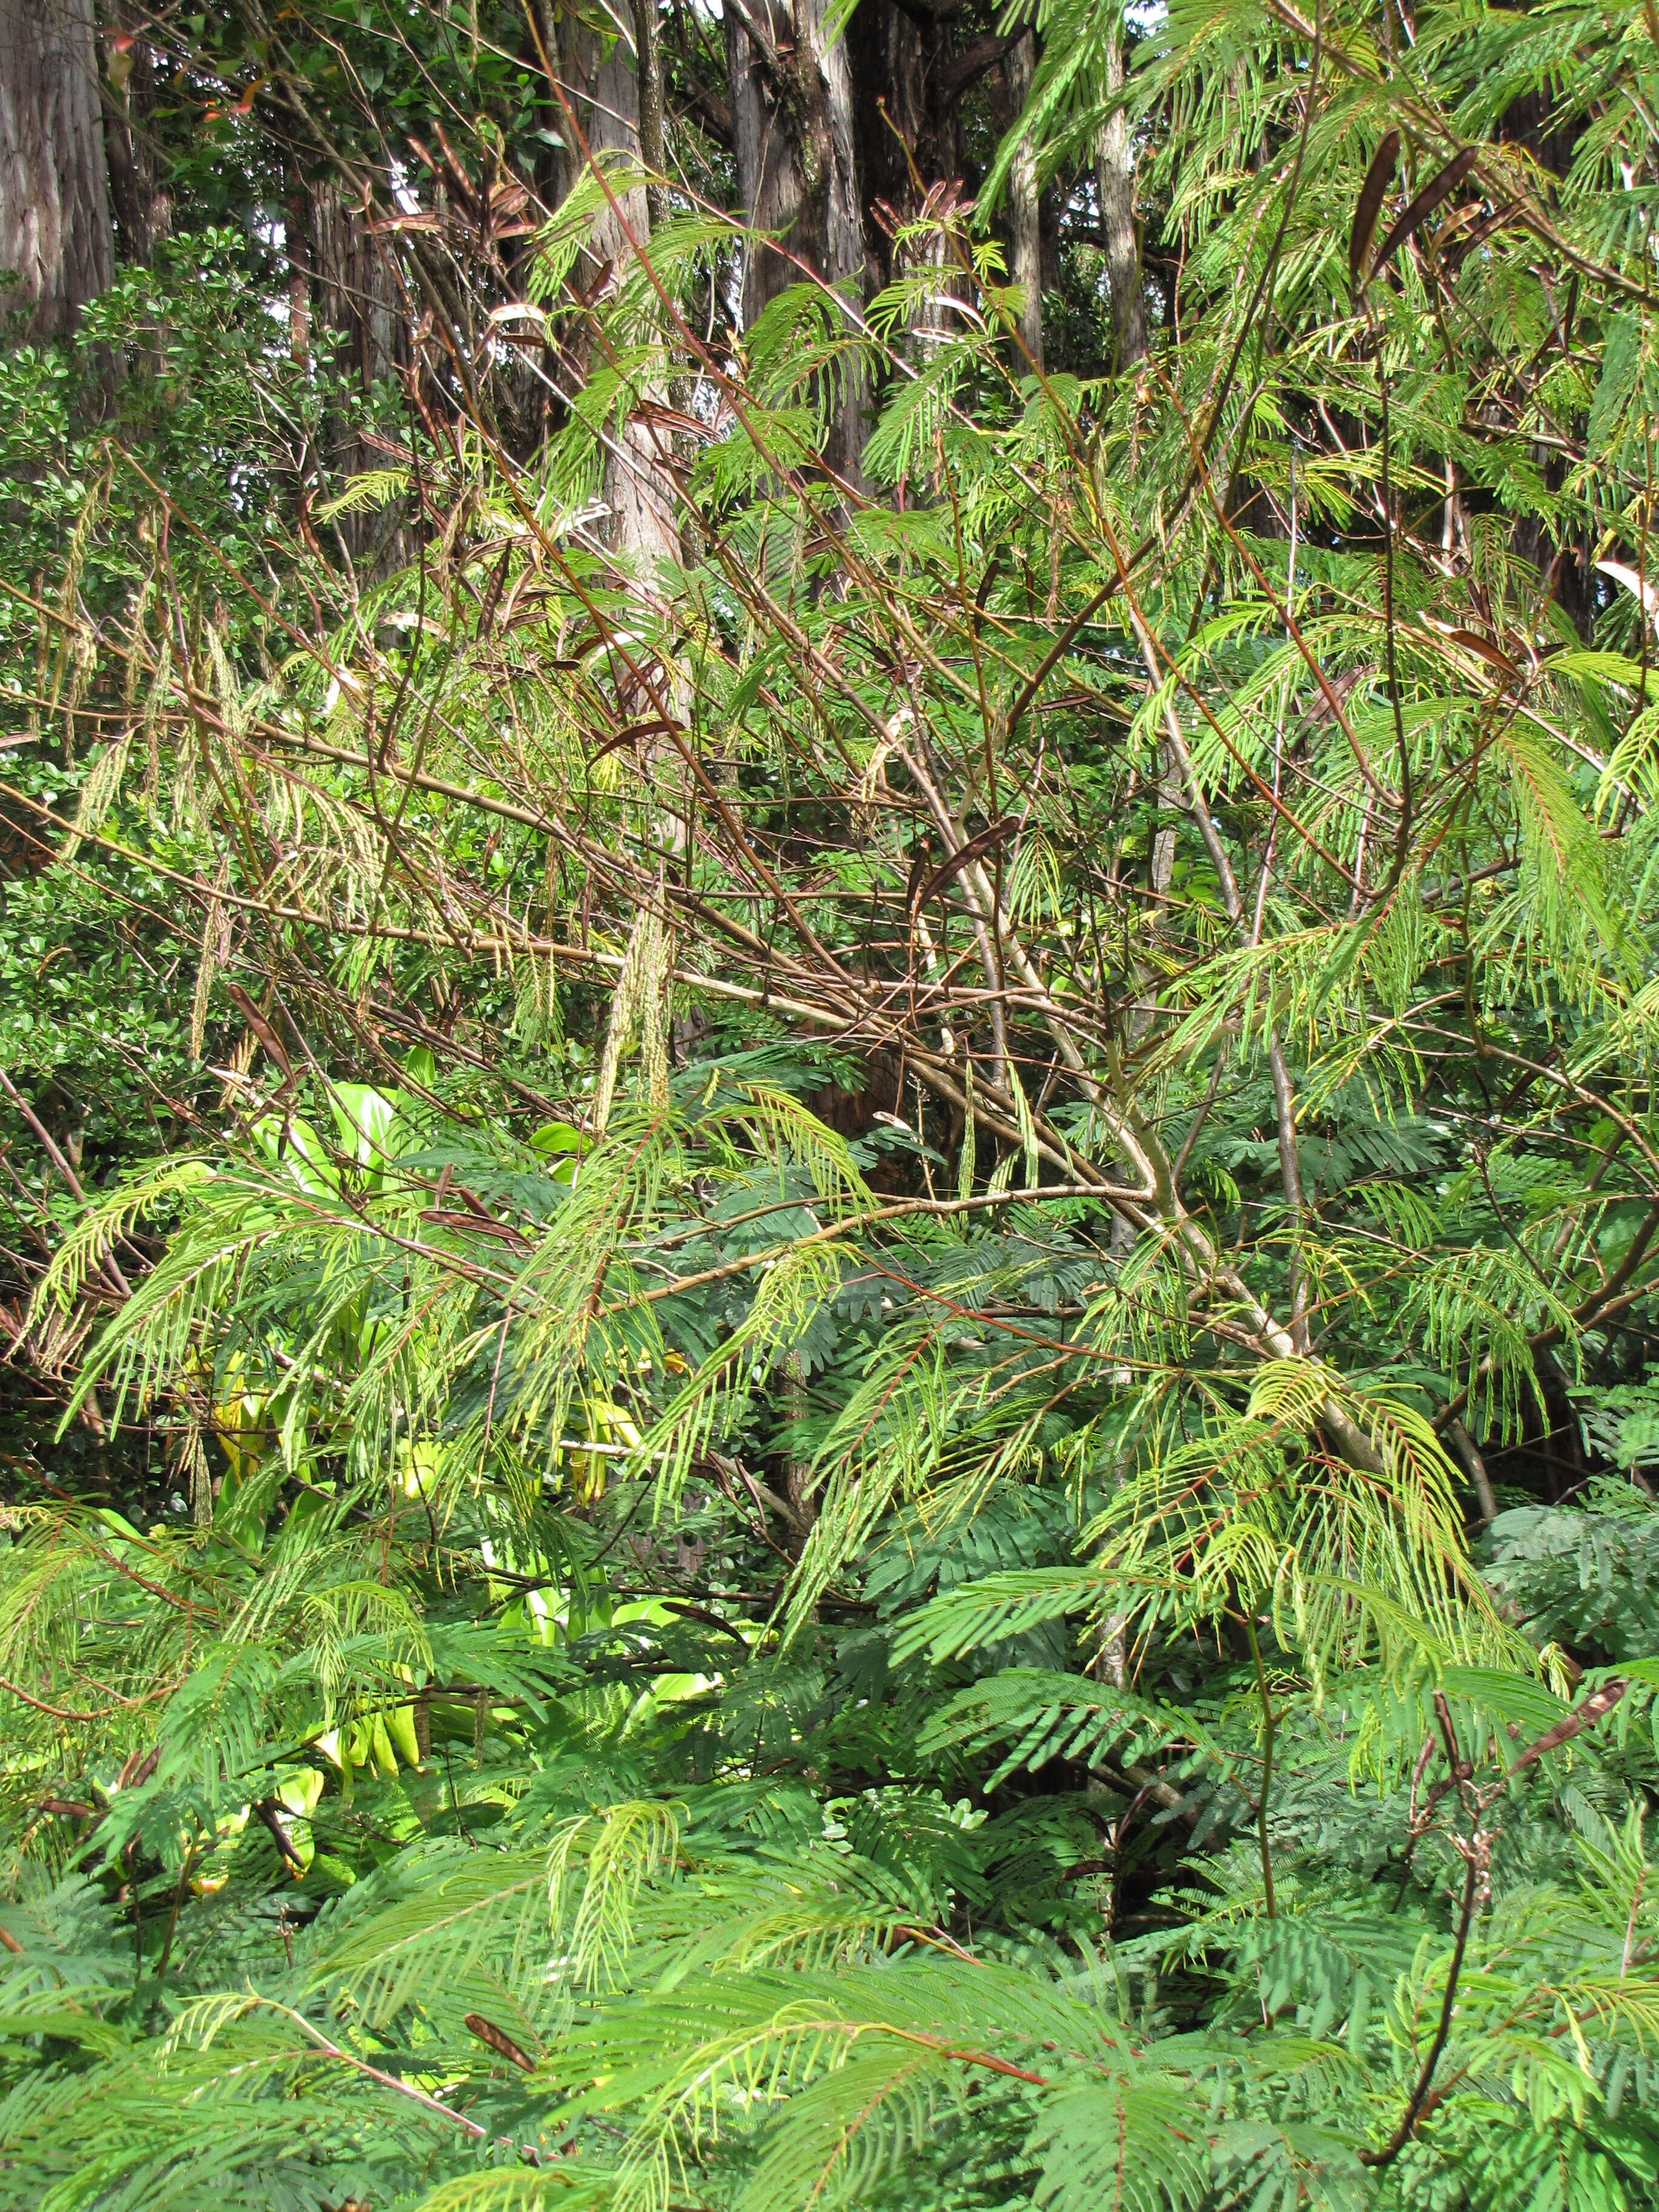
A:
308,179,408,573
629,0,669,234
555,1,680,568
98,4,168,266
1096,26,1144,371
312,184,402,400
0,0,112,336
1004,30,1042,370
727,0,864,472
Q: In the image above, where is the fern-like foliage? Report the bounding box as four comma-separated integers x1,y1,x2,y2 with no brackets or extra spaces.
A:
10,0,1659,2204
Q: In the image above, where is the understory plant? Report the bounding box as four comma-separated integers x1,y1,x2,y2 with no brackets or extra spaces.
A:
8,0,1659,2204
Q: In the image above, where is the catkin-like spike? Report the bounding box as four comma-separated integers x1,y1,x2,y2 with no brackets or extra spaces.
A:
206,629,249,742
62,729,133,862
593,900,666,1134
48,466,109,763
642,911,671,1116
957,1062,976,1200
190,858,233,1062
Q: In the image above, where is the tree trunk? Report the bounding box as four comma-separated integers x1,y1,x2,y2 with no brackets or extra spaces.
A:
0,0,112,336
851,0,957,255
555,2,680,568
848,1,976,400
312,186,401,402
1004,32,1042,370
309,180,407,575
629,0,670,234
98,2,167,266
284,169,311,368
1096,27,1144,371
727,0,865,472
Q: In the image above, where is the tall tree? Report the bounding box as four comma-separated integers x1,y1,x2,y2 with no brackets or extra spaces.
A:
726,0,864,469
0,0,113,335
1096,17,1143,369
97,2,168,266
300,178,408,577
1004,30,1042,368
549,0,680,564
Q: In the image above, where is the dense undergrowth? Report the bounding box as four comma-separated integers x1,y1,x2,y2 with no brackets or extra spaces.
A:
7,0,1659,2205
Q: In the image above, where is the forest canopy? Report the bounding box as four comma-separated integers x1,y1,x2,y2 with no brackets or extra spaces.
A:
2,0,1659,2205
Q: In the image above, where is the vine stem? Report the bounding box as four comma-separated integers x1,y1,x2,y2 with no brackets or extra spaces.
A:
1244,1612,1277,1919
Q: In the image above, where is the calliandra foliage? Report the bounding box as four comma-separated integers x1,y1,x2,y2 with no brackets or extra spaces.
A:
8,0,1659,2207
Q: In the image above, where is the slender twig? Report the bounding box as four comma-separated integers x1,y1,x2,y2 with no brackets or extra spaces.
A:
152,1852,199,1983
1359,1835,1488,2168
1244,1612,1278,1919
1171,1056,1226,1188
0,1066,130,1298
248,1997,548,2163
0,1672,111,1723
